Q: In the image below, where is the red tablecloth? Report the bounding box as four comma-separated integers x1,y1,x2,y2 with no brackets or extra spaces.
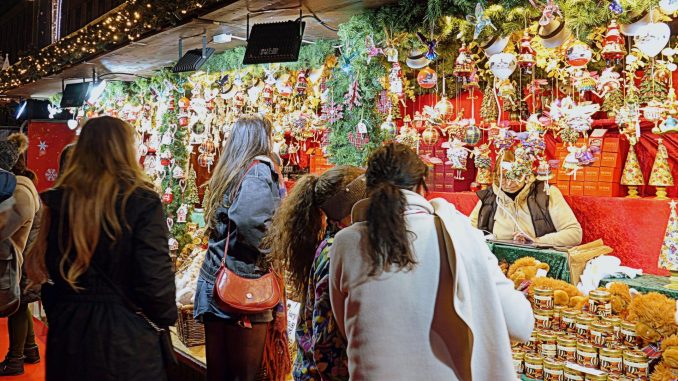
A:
430,192,671,276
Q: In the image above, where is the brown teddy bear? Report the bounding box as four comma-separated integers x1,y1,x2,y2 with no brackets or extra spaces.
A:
606,282,633,318
507,257,550,288
528,277,587,308
627,292,678,347
650,335,678,381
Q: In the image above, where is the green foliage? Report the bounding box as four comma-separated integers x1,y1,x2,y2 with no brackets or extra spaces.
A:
602,88,624,114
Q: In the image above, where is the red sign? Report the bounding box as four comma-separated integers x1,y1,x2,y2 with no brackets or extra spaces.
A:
26,121,76,192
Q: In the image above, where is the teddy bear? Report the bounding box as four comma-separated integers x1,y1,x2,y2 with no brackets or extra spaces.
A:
528,277,587,308
606,282,633,318
627,292,678,347
507,257,550,288
651,334,678,381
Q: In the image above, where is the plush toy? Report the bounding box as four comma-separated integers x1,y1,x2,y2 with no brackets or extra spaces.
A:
651,335,678,381
627,292,678,347
528,277,586,308
606,282,633,318
507,257,550,288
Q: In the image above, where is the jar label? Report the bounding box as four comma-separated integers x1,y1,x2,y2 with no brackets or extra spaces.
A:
557,346,576,362
589,300,612,317
544,368,564,381
542,344,557,358
600,355,623,373
535,294,554,310
624,360,648,377
576,323,590,339
525,363,543,379
577,351,598,367
564,374,584,381
536,315,553,330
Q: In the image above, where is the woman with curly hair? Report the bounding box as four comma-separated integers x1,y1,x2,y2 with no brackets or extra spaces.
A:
264,166,365,381
329,143,534,380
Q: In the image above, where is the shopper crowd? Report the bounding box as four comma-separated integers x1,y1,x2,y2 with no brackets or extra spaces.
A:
0,114,539,381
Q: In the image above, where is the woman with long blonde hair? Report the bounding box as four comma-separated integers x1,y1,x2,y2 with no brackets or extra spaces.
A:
25,116,177,381
194,114,288,381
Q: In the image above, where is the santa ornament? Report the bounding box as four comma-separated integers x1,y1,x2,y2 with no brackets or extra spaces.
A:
601,20,627,66
517,31,536,73
295,71,308,97
566,40,593,67
453,44,474,82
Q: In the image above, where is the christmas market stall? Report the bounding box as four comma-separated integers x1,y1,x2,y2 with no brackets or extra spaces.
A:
4,0,678,379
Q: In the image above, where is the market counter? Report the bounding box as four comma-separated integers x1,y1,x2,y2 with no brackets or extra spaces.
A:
431,192,672,276
488,242,571,282
600,274,678,299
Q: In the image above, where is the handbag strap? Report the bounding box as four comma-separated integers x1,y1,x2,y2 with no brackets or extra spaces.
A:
90,261,164,334
220,160,261,266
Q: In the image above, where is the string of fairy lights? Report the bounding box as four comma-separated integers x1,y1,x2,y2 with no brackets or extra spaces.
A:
0,0,220,92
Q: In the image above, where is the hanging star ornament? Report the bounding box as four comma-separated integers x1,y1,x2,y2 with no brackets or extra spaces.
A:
466,3,496,40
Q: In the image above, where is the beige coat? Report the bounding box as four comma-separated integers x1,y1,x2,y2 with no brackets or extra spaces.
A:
330,191,534,381
470,181,582,247
10,176,40,265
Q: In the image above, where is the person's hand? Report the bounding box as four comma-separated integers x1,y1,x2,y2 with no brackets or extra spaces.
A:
513,232,534,244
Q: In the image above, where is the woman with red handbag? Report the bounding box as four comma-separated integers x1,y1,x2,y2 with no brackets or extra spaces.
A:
264,166,365,381
195,114,289,381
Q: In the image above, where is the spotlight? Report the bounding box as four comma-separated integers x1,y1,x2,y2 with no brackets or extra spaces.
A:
16,101,27,119
88,80,107,102
67,119,79,130
213,33,232,44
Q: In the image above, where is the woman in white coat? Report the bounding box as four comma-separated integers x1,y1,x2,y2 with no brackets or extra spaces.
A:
329,143,534,381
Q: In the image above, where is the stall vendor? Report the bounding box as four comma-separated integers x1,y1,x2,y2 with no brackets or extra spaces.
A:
470,151,583,247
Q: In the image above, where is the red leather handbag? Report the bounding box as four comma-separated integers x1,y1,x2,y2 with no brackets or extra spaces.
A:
212,160,283,315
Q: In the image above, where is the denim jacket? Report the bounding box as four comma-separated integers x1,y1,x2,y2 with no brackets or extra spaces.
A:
194,156,283,322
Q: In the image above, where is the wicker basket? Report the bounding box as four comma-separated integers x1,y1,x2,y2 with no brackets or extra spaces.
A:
176,304,205,347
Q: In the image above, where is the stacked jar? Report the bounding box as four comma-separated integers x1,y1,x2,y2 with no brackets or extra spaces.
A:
512,286,651,381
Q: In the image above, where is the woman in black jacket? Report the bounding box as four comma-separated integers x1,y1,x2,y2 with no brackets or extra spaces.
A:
25,116,177,381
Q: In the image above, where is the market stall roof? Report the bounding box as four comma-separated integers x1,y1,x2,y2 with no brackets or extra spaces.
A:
4,0,393,99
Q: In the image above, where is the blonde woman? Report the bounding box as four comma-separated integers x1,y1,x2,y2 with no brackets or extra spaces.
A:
195,114,287,381
25,116,177,381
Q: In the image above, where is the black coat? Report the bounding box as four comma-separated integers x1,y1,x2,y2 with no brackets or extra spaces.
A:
40,187,177,381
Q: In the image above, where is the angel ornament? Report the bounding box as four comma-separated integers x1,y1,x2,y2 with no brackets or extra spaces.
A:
442,138,473,180
365,35,384,64
466,2,497,40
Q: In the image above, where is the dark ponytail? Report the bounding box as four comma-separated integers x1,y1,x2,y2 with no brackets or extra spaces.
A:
365,143,428,275
264,166,364,298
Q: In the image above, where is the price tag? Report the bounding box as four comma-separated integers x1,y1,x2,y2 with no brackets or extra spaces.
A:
286,300,301,344
357,121,368,134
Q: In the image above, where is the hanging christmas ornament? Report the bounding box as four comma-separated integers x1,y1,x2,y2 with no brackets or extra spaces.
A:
416,32,438,60
594,68,622,98
348,120,370,149
176,204,188,223
364,35,384,64
634,22,671,58
453,44,474,80
566,40,593,67
421,126,441,145
388,63,405,102
466,3,496,40
488,53,517,80
344,79,363,110
172,166,185,179
417,67,438,89
178,96,190,111
480,35,510,57
406,48,431,69
442,138,472,179
464,123,482,146
162,186,174,204
601,20,627,66
384,45,399,63
435,97,454,118
660,0,678,15
517,31,536,73
295,70,308,96
609,0,623,14
168,237,180,252
538,13,571,48
160,151,173,167
473,144,493,187
380,114,397,135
